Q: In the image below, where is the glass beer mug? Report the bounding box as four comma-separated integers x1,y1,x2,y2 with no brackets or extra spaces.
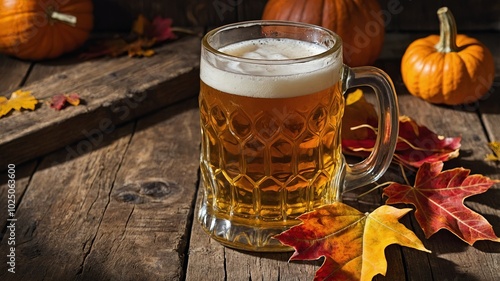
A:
198,21,399,252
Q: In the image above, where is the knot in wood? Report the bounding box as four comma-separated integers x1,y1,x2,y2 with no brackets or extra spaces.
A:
114,180,179,204
139,181,172,198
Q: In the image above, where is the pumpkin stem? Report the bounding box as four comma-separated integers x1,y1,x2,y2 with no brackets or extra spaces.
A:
436,7,459,53
49,11,77,27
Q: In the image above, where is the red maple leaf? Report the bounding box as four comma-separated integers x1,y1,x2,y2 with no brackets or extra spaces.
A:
383,161,500,245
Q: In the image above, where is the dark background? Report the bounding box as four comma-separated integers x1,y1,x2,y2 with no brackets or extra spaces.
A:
92,0,500,32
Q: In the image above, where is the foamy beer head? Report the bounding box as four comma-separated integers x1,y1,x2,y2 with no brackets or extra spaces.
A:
201,25,343,98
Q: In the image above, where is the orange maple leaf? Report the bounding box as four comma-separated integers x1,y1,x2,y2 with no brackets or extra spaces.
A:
383,161,500,245
274,202,430,281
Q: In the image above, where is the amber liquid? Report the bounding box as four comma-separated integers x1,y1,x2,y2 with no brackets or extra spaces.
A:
199,79,345,250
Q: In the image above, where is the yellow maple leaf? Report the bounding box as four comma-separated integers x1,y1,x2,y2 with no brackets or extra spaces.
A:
485,142,500,161
0,90,38,118
7,90,38,111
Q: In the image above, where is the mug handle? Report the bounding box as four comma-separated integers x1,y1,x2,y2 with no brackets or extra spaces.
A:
342,65,399,191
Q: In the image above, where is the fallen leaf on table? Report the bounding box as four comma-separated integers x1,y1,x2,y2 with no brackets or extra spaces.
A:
485,142,500,161
341,89,461,168
383,161,500,245
50,93,81,110
0,90,38,118
274,202,430,281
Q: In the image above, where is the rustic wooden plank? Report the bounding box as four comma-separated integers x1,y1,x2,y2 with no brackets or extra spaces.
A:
76,98,200,281
0,55,32,95
0,123,134,280
0,35,201,168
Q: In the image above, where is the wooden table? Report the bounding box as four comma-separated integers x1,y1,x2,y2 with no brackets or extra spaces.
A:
1,32,499,281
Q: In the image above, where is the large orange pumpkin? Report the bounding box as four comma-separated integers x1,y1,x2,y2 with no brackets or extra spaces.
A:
401,7,495,105
0,0,93,60
262,0,385,67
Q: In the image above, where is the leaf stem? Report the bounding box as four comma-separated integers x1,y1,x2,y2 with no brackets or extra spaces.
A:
357,182,395,199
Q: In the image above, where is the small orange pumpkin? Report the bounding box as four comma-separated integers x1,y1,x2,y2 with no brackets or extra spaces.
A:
401,7,495,105
262,0,385,67
0,0,94,60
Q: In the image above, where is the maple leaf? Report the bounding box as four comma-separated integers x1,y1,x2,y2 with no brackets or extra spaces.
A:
274,202,430,281
50,94,67,110
7,90,38,111
485,141,500,161
0,90,38,118
50,93,81,110
383,161,500,245
341,89,461,168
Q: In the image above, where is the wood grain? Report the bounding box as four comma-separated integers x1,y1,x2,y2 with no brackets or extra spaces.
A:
0,124,135,280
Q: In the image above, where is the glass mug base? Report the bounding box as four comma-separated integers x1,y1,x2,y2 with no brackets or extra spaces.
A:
197,202,294,252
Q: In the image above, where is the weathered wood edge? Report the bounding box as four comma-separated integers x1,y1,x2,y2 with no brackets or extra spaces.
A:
0,36,201,168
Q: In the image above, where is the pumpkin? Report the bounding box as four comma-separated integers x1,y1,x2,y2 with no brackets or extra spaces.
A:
262,0,385,67
0,0,93,60
401,7,495,105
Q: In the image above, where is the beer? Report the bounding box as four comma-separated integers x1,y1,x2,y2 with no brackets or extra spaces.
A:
199,38,345,250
